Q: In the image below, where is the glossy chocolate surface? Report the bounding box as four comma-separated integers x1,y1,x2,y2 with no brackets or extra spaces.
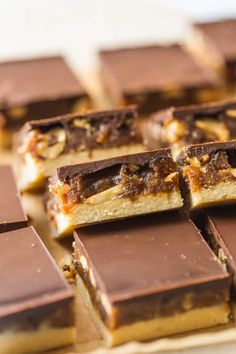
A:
22,107,137,130
0,226,73,326
55,149,171,181
0,165,28,233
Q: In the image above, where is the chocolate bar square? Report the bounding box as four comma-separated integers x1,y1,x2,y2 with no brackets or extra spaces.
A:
99,44,222,115
73,212,230,346
0,226,75,353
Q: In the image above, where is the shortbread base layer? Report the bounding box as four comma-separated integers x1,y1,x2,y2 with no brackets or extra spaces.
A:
76,276,230,347
0,326,75,354
189,181,236,210
19,144,145,191
54,190,183,237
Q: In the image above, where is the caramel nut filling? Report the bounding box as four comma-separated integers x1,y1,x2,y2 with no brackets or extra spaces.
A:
49,158,180,214
18,128,66,160
159,107,235,151
18,113,140,161
183,151,236,192
195,119,229,141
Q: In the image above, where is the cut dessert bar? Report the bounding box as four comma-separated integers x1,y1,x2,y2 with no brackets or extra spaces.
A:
47,150,183,237
99,44,223,115
0,56,90,147
0,165,28,233
190,19,236,85
0,226,75,354
73,212,231,346
145,100,236,158
179,140,236,210
17,107,144,191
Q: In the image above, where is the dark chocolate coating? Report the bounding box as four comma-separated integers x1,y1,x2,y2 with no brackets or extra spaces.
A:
54,149,172,181
74,211,230,305
195,19,236,63
21,106,137,131
0,226,73,326
0,165,28,233
182,140,236,159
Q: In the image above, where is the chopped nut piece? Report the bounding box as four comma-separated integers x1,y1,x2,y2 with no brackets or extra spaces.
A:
8,106,27,119
195,119,229,141
218,248,227,265
195,88,220,102
164,120,187,144
133,93,147,103
73,119,90,130
186,157,201,168
182,294,193,311
226,109,236,118
37,128,66,159
165,172,178,182
163,88,185,99
231,169,236,178
85,185,123,205
201,154,210,164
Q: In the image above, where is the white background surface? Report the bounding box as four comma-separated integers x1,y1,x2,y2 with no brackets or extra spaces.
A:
1,1,236,353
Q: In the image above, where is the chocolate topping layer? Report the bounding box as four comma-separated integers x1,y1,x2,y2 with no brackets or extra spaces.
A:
0,56,85,107
0,165,28,233
154,100,236,122
22,107,137,130
55,149,171,181
181,140,236,160
74,212,230,327
48,149,179,213
0,226,73,327
195,19,236,62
